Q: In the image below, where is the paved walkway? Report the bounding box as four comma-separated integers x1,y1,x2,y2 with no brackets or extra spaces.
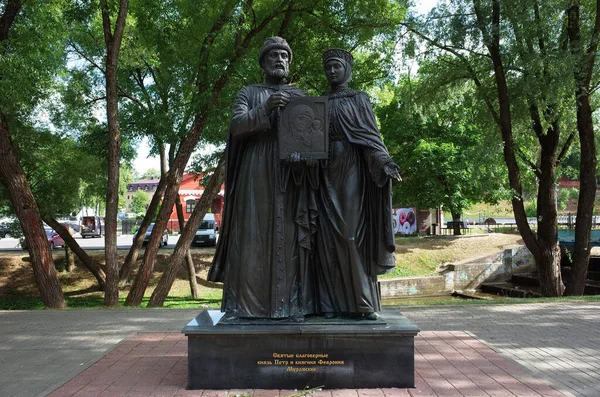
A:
0,301,598,397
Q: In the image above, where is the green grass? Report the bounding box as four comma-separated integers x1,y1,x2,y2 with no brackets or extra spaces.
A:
382,233,524,279
3,293,599,311
0,295,223,310
2,232,594,310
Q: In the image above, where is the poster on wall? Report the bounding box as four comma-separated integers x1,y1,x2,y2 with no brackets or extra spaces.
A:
393,207,417,235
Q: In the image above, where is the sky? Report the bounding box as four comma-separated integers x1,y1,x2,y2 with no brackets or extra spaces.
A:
132,137,160,174
132,0,439,174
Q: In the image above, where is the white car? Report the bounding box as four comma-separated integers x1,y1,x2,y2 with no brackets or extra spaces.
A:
193,214,217,247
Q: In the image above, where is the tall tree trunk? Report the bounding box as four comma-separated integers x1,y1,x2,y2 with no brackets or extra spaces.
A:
125,116,208,306
186,251,199,299
65,243,76,273
451,211,462,236
535,127,563,296
100,0,130,306
119,176,167,284
148,157,225,307
125,170,183,306
565,3,599,295
473,0,562,296
174,194,199,299
43,216,106,290
0,117,66,308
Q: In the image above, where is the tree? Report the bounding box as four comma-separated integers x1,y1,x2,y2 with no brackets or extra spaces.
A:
402,0,599,296
147,158,225,306
140,168,160,180
5,127,109,290
129,190,148,214
122,0,408,306
99,0,130,307
379,75,508,235
62,0,407,305
564,1,599,295
0,0,66,308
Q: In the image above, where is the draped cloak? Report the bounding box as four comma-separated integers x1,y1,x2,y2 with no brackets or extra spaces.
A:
315,88,396,314
207,83,317,319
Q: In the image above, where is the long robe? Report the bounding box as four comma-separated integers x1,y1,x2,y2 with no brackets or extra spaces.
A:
315,88,396,314
207,83,317,319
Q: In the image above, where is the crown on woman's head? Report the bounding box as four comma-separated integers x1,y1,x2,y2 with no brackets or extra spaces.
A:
322,48,353,65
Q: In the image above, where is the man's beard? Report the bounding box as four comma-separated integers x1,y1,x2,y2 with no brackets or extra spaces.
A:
266,67,288,80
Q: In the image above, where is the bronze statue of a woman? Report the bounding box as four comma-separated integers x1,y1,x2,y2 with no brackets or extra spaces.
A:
315,49,400,320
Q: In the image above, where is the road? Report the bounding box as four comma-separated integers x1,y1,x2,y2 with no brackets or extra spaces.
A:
0,234,182,251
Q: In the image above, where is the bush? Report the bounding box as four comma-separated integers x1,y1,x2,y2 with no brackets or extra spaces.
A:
558,188,571,210
568,188,579,201
524,201,537,217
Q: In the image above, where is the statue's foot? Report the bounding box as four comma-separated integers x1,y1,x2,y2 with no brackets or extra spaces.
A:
291,313,305,323
324,312,336,319
223,311,238,321
364,312,379,321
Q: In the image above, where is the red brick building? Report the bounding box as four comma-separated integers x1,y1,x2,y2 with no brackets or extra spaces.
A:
168,173,225,231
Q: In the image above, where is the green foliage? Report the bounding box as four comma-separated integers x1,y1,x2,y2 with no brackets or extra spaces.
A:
65,0,409,151
8,123,101,217
140,168,160,180
130,190,149,214
119,166,134,211
401,0,599,212
558,188,571,211
525,201,537,218
0,0,69,116
54,0,410,235
378,76,508,215
568,187,580,201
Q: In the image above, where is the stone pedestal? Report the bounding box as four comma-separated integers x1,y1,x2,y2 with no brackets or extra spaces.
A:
182,309,419,390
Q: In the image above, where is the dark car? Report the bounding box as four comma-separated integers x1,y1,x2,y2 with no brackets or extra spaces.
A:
20,228,65,250
0,224,12,238
141,223,169,247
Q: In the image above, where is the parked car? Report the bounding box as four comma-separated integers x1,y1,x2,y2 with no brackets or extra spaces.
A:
80,216,104,238
140,223,169,247
193,214,217,247
0,224,12,238
20,228,65,250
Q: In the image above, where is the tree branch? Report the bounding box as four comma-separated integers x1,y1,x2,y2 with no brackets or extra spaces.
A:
585,0,600,87
403,22,500,123
557,131,576,164
0,0,22,43
278,0,296,37
68,41,105,75
84,96,107,106
516,147,541,178
99,0,113,47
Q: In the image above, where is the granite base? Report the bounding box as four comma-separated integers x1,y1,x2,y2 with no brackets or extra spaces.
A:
182,309,419,389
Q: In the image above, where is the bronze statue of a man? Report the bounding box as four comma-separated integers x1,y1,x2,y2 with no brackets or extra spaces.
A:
314,48,400,320
208,37,317,320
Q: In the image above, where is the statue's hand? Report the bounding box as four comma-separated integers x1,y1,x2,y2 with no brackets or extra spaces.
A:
266,91,291,112
305,157,317,167
384,162,401,182
288,152,301,163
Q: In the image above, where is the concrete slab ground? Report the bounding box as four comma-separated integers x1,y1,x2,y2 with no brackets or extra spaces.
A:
0,301,598,397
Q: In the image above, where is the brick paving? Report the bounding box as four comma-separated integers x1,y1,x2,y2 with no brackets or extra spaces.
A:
46,331,567,397
1,302,598,397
